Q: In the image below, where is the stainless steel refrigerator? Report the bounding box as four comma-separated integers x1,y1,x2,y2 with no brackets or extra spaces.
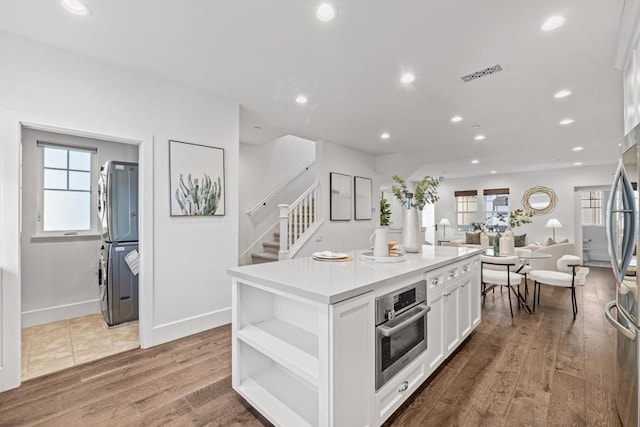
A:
605,123,640,427
97,161,139,326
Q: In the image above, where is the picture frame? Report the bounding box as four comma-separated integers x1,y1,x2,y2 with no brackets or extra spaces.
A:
169,140,225,216
354,176,372,220
330,172,351,221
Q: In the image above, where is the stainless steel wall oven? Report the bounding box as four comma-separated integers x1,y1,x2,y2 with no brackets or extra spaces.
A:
375,280,429,390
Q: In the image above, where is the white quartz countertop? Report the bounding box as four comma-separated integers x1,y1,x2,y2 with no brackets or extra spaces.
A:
228,246,483,304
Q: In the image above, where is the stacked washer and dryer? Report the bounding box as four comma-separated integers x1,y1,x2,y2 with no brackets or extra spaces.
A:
97,161,139,326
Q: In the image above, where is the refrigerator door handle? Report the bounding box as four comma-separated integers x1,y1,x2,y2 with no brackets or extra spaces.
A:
606,161,638,285
605,300,637,341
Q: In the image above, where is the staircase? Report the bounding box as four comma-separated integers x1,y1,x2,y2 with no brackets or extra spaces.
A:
249,181,322,264
250,232,281,264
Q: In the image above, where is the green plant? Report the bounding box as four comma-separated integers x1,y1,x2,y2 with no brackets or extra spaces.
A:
508,208,533,228
380,198,391,226
175,173,222,215
470,221,485,232
391,175,444,210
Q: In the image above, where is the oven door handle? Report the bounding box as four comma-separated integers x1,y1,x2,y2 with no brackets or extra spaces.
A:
379,304,430,337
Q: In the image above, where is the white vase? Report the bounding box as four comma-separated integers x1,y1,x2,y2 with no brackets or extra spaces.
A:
500,228,515,255
402,207,422,253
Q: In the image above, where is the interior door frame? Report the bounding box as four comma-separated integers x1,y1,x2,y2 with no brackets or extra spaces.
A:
0,109,154,392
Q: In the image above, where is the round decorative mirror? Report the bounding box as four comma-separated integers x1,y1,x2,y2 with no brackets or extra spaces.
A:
522,186,558,215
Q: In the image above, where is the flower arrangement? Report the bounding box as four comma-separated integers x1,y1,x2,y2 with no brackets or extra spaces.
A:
508,208,533,228
470,208,533,233
391,175,444,210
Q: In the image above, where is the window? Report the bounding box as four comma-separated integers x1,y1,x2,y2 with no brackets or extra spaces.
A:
483,188,509,232
455,190,478,231
581,191,603,225
38,142,97,233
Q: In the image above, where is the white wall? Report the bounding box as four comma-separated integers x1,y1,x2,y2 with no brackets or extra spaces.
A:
238,136,316,264
296,141,379,256
0,29,239,371
20,129,138,327
434,164,616,244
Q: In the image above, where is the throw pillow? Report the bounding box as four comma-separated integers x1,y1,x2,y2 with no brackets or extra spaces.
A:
547,238,569,246
514,234,527,247
465,232,481,245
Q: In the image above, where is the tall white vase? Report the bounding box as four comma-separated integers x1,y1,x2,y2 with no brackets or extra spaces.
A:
402,208,422,253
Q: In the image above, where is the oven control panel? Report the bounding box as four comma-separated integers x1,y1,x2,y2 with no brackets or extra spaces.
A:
393,288,416,313
375,280,427,325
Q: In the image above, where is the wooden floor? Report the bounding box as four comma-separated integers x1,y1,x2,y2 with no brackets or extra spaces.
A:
0,267,621,426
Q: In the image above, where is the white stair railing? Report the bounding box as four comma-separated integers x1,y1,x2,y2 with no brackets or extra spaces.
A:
246,158,315,216
278,181,322,260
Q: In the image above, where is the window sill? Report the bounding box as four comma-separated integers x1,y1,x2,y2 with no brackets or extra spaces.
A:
30,233,101,243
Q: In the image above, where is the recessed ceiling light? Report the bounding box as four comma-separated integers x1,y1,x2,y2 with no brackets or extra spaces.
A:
490,170,497,174
400,73,415,84
554,89,572,99
380,132,390,140
574,162,583,166
541,15,565,31
572,146,584,151
451,115,463,123
474,135,486,141
471,159,479,164
316,4,336,22
296,95,308,104
560,118,575,125
61,0,91,15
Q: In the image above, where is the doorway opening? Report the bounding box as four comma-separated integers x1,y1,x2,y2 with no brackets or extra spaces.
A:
20,125,141,380
575,185,610,268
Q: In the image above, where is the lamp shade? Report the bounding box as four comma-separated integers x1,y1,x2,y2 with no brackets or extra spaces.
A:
439,218,451,226
545,218,562,228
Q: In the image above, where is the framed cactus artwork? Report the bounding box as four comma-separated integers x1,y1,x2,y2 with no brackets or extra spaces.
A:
169,140,225,216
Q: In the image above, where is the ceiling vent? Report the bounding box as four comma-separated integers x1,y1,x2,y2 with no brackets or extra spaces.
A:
460,64,503,83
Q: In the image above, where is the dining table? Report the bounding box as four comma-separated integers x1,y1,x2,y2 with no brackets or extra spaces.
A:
483,247,552,313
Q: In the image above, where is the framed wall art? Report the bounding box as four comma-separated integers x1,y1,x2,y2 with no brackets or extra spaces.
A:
330,172,351,221
169,140,225,216
354,176,372,220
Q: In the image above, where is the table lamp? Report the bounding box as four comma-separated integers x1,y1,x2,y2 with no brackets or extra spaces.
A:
545,218,562,241
439,218,451,239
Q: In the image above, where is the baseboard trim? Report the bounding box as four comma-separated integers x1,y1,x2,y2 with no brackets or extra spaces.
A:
150,307,231,347
22,299,101,327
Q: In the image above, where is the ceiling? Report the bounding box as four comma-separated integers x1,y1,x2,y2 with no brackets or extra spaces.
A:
0,0,626,178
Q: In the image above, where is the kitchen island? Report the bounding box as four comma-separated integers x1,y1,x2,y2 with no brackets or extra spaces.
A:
228,245,483,427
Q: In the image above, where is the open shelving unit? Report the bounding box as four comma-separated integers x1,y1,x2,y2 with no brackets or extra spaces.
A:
234,282,325,426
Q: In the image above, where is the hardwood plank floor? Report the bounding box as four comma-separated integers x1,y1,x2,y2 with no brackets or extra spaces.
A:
0,267,621,426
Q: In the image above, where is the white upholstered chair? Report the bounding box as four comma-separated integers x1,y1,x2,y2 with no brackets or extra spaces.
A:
528,255,589,320
480,255,524,318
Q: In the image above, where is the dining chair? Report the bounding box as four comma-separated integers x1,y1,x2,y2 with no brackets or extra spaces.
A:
528,255,589,320
480,255,524,318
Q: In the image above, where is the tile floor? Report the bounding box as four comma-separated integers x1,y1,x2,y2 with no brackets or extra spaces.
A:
21,313,139,380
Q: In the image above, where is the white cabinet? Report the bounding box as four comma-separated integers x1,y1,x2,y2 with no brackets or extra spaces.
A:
425,257,482,377
443,281,461,354
458,278,472,338
424,291,445,373
329,291,374,427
